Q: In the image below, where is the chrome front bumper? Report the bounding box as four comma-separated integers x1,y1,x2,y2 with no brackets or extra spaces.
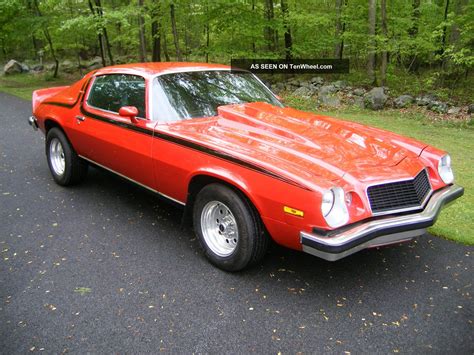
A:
28,116,38,131
300,184,464,261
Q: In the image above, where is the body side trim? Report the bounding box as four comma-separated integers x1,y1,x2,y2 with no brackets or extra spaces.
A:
79,155,186,206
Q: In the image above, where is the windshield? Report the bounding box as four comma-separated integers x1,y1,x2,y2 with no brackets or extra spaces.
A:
152,70,282,122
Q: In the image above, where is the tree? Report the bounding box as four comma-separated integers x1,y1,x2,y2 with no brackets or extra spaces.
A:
380,0,388,86
280,0,292,60
367,0,377,85
94,0,114,65
169,1,182,61
150,1,161,62
138,0,147,62
32,0,59,78
264,0,276,52
334,0,344,59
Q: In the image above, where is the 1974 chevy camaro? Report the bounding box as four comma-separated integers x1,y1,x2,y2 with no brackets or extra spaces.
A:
28,62,464,271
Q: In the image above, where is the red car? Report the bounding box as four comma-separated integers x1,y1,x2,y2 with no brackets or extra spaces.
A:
29,62,463,271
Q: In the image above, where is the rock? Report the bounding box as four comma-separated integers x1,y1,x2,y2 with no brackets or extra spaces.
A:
428,101,448,114
394,94,414,108
310,76,324,85
468,104,474,115
32,64,44,72
293,86,313,98
318,87,341,107
308,84,321,94
331,80,347,89
20,63,30,72
288,78,300,86
4,59,23,74
318,93,341,107
447,107,461,115
299,80,312,88
364,87,388,110
354,96,365,109
353,88,366,96
415,94,437,106
319,85,337,95
273,82,285,92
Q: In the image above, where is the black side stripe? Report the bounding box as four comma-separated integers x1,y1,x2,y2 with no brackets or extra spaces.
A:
79,105,310,190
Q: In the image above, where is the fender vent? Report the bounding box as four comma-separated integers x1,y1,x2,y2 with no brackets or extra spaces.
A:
367,169,432,215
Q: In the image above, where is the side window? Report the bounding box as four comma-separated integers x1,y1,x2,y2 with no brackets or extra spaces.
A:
87,74,146,118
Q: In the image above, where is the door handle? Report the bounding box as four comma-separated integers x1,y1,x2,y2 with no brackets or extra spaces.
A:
75,115,86,123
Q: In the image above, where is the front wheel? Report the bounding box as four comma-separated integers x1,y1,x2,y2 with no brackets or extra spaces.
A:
193,183,268,271
46,127,88,186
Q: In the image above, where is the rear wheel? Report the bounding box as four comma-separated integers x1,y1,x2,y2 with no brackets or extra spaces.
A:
193,183,268,271
46,127,88,186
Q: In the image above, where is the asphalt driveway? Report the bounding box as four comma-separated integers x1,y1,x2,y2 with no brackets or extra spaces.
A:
0,92,472,353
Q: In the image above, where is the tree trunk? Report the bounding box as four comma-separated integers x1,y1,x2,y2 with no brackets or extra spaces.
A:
407,0,420,72
138,0,147,62
162,28,170,61
441,0,450,52
251,0,256,53
281,0,292,60
334,0,343,59
32,35,39,56
88,0,106,66
439,0,451,72
367,0,377,85
150,2,161,62
264,0,276,52
170,2,182,61
95,0,114,65
33,0,59,77
1,38,7,61
205,22,210,62
380,0,388,86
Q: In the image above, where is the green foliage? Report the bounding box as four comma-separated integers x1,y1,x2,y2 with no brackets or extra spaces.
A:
0,0,472,90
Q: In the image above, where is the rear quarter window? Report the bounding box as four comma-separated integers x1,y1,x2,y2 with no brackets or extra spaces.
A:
87,74,146,118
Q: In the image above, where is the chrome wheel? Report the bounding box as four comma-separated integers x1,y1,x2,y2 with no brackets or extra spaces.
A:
49,137,65,176
200,201,239,257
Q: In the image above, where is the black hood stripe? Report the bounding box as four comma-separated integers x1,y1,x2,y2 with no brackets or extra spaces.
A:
77,102,309,190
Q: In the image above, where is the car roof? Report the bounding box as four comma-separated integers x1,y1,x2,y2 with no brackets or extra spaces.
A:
93,62,232,77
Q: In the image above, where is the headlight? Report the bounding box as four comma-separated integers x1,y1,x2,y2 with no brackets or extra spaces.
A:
438,154,454,184
321,187,349,228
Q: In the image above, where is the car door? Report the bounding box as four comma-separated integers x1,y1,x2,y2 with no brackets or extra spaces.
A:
73,73,157,188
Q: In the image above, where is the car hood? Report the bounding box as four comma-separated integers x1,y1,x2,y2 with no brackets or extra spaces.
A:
160,102,427,189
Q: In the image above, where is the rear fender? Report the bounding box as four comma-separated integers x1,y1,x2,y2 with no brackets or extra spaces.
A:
32,86,69,114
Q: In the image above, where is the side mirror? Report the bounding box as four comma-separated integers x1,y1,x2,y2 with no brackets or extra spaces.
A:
119,106,139,123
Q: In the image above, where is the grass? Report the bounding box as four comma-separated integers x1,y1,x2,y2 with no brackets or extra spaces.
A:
0,73,79,100
1,74,472,245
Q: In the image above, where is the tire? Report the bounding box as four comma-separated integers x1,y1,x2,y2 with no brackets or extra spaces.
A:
193,183,268,271
46,127,88,186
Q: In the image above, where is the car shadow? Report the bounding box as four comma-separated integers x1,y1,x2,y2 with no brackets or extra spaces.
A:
74,165,427,290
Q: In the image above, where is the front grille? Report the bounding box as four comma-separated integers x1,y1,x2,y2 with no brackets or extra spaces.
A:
367,169,432,214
